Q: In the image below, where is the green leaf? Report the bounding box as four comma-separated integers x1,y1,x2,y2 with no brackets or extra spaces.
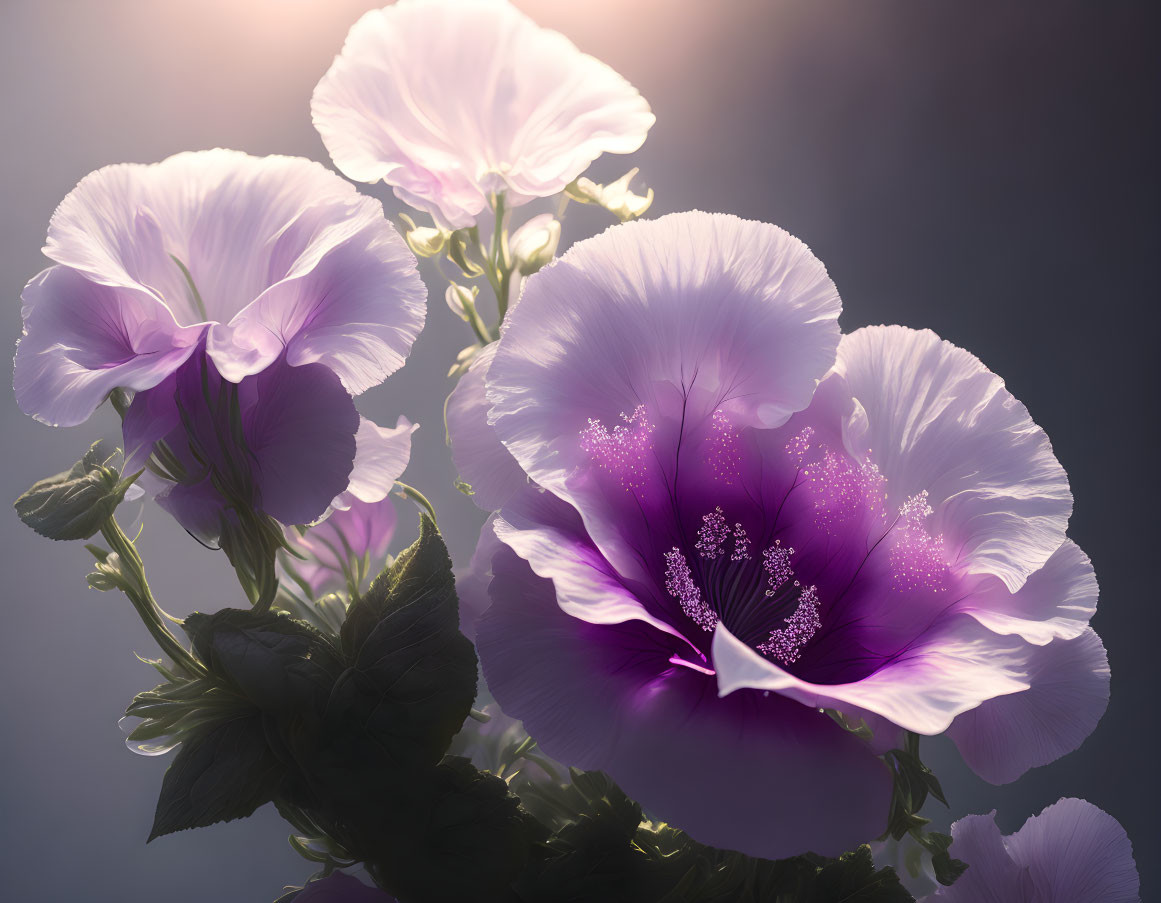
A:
13,442,139,541
367,757,532,903
149,714,285,840
184,609,341,716
326,515,477,770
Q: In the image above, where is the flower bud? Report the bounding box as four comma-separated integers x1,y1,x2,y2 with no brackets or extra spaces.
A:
565,168,653,221
14,442,140,541
445,283,478,321
398,213,448,257
510,213,561,275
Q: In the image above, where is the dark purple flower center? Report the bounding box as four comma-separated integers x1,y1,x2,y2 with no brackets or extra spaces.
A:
582,404,954,683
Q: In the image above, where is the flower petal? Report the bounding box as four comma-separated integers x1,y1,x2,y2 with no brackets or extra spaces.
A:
946,628,1109,784
477,545,892,859
311,0,654,228
488,212,841,572
331,416,417,512
43,148,425,390
925,811,1033,902
240,358,361,527
833,326,1071,593
455,513,505,639
14,266,201,427
712,616,1031,736
446,343,527,511
1007,798,1140,903
961,540,1097,646
210,209,426,391
494,486,696,645
286,497,398,598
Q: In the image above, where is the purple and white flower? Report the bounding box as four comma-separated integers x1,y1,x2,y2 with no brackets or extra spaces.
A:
448,211,1110,858
311,0,655,230
925,798,1139,902
14,149,425,540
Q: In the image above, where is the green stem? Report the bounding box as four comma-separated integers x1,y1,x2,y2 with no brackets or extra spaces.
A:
100,518,206,677
488,193,512,322
394,481,438,524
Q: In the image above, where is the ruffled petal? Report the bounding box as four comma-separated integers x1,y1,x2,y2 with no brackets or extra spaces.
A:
14,266,201,426
1007,798,1140,903
924,811,1032,902
210,210,425,390
946,628,1109,784
311,0,654,228
712,617,1031,736
477,546,892,859
833,326,1071,593
331,416,417,512
488,212,841,569
43,148,425,390
961,540,1097,646
446,343,527,511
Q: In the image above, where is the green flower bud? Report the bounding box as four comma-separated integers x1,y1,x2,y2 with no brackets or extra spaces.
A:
14,442,140,541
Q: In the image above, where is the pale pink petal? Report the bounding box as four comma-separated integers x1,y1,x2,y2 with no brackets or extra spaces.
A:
833,326,1071,593
961,540,1097,646
312,0,654,229
445,343,527,511
946,628,1109,784
43,149,425,390
14,266,201,426
1007,798,1139,902
330,416,417,512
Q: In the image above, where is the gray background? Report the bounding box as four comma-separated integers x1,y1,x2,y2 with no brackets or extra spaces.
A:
1,1,1156,899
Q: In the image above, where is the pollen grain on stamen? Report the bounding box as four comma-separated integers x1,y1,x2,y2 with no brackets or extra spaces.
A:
731,523,751,561
785,426,814,464
890,490,949,592
757,585,821,665
762,540,794,596
708,408,741,484
803,446,887,531
663,547,717,631
695,507,730,559
579,403,655,492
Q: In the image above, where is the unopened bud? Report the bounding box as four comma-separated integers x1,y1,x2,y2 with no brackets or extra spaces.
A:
510,214,561,275
398,213,448,257
445,283,478,321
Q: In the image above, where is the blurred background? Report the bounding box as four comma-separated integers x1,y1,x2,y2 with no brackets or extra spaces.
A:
1,0,1157,899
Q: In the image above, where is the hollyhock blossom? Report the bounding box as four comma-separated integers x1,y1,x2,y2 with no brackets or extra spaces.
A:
14,149,425,541
448,211,1109,858
311,0,655,229
924,799,1140,902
